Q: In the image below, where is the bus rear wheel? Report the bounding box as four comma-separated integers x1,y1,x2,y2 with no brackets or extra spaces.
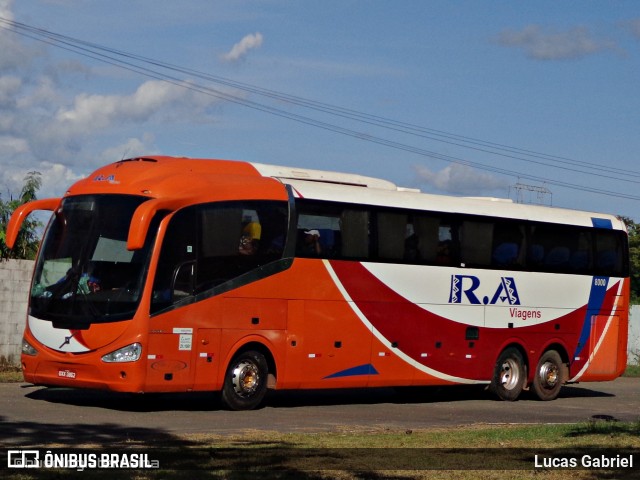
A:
532,350,564,401
221,350,268,411
490,347,525,401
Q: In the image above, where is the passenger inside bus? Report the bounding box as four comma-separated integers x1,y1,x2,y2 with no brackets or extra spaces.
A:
238,221,261,256
299,229,322,256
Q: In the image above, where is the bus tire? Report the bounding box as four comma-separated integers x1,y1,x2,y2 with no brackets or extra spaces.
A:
532,350,564,401
221,350,268,411
490,347,525,401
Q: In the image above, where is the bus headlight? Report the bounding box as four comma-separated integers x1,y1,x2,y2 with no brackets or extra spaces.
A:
102,343,142,363
22,338,38,356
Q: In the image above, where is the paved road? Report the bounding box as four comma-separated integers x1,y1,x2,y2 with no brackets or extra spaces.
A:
1,378,638,446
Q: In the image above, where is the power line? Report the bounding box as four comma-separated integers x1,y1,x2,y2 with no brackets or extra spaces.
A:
1,16,639,201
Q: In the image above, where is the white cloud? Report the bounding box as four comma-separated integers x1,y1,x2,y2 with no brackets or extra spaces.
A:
414,164,509,196
0,161,83,201
221,32,264,62
0,0,14,22
16,75,62,110
495,25,617,60
54,79,220,135
37,161,85,197
99,134,158,164
0,0,227,187
0,135,28,154
0,1,43,73
0,75,21,107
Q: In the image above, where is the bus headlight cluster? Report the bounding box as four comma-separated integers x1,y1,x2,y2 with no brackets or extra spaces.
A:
22,338,37,356
101,343,142,363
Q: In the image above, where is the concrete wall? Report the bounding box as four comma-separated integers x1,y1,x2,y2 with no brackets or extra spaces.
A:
0,259,34,365
1,258,639,366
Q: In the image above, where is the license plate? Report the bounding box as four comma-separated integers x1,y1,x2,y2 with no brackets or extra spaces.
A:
58,369,76,379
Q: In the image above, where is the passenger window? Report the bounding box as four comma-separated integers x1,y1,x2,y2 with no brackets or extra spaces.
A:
435,221,455,266
197,202,288,291
151,201,288,314
594,230,624,276
377,212,407,261
403,215,452,265
569,232,592,273
296,212,341,257
460,221,493,267
491,223,525,268
528,224,596,274
296,202,370,260
341,209,369,259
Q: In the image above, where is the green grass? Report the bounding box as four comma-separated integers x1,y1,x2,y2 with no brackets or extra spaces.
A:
0,362,22,382
8,422,639,479
181,420,640,449
623,363,640,377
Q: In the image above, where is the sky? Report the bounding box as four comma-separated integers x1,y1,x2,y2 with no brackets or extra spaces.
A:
1,0,639,220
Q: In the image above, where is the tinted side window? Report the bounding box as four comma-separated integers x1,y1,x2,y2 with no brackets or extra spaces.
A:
296,201,370,260
378,211,456,266
294,200,627,277
151,201,288,314
529,225,575,272
594,230,626,276
460,220,493,268
197,201,288,291
151,207,197,313
491,222,525,269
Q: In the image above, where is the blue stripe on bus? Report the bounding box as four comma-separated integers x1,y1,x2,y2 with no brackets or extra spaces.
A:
591,217,612,229
573,276,609,358
323,363,379,379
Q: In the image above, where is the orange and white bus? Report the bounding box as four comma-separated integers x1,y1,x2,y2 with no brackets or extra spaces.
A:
7,156,629,410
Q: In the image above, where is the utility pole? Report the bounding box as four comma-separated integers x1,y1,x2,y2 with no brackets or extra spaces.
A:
509,181,552,206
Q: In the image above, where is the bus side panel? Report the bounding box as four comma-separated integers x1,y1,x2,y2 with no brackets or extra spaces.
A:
368,330,416,388
144,300,223,393
291,300,372,389
239,259,375,389
577,314,626,381
145,331,195,392
588,315,621,379
192,328,221,390
281,299,305,389
570,278,629,382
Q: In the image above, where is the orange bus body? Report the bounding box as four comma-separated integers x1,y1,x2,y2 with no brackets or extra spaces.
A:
11,156,629,409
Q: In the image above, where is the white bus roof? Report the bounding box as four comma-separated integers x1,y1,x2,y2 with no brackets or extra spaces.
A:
278,177,622,230
251,162,399,190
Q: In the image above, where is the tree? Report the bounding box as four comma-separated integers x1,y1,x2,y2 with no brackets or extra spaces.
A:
0,171,43,260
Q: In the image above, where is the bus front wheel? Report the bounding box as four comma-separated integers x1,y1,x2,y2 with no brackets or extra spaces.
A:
221,350,268,410
490,347,525,401
532,350,564,401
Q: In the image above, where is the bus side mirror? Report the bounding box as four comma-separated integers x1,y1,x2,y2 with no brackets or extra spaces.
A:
6,198,60,249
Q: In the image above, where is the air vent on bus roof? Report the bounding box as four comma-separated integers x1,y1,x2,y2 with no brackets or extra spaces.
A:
116,157,158,164
251,162,398,190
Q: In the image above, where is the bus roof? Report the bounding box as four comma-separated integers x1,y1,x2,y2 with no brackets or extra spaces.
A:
69,156,623,231
282,177,623,230
248,159,622,230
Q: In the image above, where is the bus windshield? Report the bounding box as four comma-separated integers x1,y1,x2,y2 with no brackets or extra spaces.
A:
30,195,156,327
